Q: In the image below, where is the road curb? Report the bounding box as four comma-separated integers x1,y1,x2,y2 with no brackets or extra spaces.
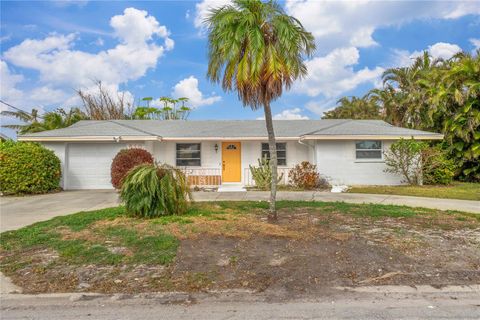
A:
336,284,480,294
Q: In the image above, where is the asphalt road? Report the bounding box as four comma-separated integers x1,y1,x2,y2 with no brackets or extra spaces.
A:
2,291,480,320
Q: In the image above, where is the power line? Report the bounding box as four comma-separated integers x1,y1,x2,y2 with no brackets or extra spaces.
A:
0,100,44,119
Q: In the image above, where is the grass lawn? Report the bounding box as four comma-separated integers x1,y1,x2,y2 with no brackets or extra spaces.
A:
1,201,479,295
348,182,480,201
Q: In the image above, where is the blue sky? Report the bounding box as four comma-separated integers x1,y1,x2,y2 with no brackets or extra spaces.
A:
1,0,479,137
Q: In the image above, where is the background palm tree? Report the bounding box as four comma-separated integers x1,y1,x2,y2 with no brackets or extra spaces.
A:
322,95,381,120
205,0,315,219
324,50,479,181
1,107,87,134
1,108,41,134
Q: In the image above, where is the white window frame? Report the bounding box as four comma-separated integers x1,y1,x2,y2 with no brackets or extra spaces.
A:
355,140,383,162
261,142,287,166
176,143,201,167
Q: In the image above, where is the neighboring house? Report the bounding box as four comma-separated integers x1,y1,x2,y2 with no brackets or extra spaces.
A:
18,120,443,190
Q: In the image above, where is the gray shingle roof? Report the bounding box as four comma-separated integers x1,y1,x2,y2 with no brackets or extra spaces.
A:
19,119,442,139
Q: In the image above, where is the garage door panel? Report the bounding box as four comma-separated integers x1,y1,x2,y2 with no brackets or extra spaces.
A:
66,143,127,189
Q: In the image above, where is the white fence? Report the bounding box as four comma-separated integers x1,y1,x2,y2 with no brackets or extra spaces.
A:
178,167,222,186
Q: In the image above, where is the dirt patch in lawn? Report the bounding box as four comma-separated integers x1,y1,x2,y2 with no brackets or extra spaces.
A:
1,206,479,297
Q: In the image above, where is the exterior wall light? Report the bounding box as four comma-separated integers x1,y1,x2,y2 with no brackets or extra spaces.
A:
214,143,219,153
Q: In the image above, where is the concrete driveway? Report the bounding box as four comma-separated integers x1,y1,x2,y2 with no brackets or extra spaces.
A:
0,190,120,232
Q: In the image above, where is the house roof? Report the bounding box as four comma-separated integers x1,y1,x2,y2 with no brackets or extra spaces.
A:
18,119,443,141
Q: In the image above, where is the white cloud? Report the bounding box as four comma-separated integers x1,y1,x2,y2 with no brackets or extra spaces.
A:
428,42,462,60
443,2,480,19
257,108,310,120
285,0,479,52
2,7,172,109
392,42,463,66
171,76,221,108
470,38,480,50
304,99,337,117
274,108,309,120
194,0,232,29
110,7,170,46
0,60,24,111
93,37,104,46
293,47,384,98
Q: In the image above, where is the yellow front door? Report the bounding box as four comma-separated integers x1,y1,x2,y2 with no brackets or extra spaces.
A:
222,142,241,182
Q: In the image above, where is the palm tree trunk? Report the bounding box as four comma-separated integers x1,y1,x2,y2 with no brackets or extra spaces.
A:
263,101,278,220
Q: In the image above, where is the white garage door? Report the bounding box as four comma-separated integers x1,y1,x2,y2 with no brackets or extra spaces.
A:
66,143,127,190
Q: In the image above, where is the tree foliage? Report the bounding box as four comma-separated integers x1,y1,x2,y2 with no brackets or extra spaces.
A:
120,164,191,218
0,141,61,195
421,145,456,185
1,108,87,135
324,50,480,181
384,139,427,185
323,96,381,120
133,97,191,120
205,0,315,218
77,81,132,120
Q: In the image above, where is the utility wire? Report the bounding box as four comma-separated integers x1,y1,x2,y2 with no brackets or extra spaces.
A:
0,100,45,119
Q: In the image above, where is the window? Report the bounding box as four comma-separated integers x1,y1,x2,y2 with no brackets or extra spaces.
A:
355,140,382,160
261,143,287,166
176,143,201,166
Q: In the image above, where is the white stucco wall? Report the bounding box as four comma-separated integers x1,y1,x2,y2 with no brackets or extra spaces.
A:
42,142,67,189
315,140,403,185
42,139,404,190
151,140,310,185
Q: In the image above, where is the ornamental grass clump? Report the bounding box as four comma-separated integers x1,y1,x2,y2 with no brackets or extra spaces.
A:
120,164,191,218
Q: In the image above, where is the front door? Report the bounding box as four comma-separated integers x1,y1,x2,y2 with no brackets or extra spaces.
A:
222,142,241,182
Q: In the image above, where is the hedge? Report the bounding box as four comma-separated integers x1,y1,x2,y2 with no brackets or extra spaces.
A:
0,141,61,195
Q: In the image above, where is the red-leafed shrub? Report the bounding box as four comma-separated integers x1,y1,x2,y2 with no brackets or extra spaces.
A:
288,161,328,190
111,148,154,189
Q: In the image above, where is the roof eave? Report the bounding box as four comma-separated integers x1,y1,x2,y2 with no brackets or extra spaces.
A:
300,134,444,140
160,136,301,141
17,136,162,142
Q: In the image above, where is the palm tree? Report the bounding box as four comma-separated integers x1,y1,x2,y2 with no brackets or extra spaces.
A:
322,95,381,120
205,0,315,219
382,51,442,129
1,107,86,134
1,108,41,133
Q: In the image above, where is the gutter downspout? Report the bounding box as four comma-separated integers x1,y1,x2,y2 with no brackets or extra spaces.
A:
298,136,317,165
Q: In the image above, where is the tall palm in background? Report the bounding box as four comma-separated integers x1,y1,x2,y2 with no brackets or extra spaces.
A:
205,0,315,219
382,52,442,128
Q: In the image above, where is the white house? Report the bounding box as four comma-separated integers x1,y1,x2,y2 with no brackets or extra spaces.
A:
18,119,443,190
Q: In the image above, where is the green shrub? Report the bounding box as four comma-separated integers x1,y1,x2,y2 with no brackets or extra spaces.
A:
249,156,283,190
111,147,154,189
288,161,329,190
384,138,428,185
120,164,191,218
0,141,61,195
422,146,456,185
